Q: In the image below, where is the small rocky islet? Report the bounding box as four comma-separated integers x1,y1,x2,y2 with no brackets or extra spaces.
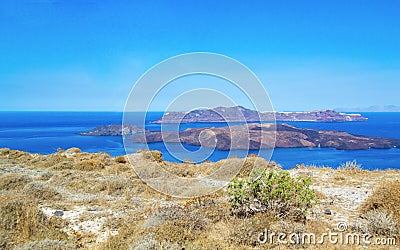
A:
79,124,148,136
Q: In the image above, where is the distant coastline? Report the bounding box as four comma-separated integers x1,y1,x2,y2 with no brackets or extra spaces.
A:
152,106,367,123
335,105,400,112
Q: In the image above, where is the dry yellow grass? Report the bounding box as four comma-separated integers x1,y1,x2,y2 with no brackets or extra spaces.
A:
75,159,106,171
140,149,163,163
0,148,399,249
0,195,71,249
361,180,400,225
114,155,127,163
0,173,32,191
23,181,62,201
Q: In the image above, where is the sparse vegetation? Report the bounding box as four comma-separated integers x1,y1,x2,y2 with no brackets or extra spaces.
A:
361,180,400,226
353,209,399,236
1,149,399,249
30,155,68,169
114,155,127,163
237,157,281,178
0,196,71,249
339,160,362,171
51,160,74,171
75,159,105,171
14,239,75,250
0,148,33,163
141,149,163,163
152,212,210,243
228,169,317,219
67,147,82,153
23,181,62,201
0,174,32,190
228,212,276,246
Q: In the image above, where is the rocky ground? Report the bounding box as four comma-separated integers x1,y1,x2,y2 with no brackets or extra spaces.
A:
0,148,399,249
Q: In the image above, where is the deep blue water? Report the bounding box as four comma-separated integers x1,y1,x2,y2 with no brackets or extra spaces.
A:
0,111,399,170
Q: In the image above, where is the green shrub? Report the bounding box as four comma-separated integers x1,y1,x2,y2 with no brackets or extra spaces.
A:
228,169,317,219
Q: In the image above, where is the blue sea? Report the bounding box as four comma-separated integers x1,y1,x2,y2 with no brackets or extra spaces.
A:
0,111,399,170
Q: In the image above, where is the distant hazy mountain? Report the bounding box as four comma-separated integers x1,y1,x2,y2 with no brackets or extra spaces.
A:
335,105,400,112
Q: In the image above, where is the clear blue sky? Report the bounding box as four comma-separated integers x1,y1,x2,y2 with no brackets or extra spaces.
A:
1,0,399,111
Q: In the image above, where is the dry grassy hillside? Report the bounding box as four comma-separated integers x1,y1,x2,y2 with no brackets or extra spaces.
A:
0,148,399,249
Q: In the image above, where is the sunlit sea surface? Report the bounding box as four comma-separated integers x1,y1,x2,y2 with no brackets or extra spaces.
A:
1,111,399,170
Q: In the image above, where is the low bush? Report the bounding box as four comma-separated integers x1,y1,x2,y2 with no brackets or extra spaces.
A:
23,181,61,201
29,154,70,169
115,155,127,163
142,205,184,229
236,157,280,178
101,178,133,195
152,213,210,244
228,169,317,219
0,196,70,248
50,161,74,171
66,147,81,153
0,174,32,191
142,150,163,163
353,209,399,236
0,148,33,163
361,180,400,226
339,160,362,172
228,212,276,247
75,159,105,171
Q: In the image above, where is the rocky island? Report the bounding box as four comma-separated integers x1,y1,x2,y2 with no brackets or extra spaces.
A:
78,118,397,151
79,125,148,136
133,124,400,150
152,106,367,123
